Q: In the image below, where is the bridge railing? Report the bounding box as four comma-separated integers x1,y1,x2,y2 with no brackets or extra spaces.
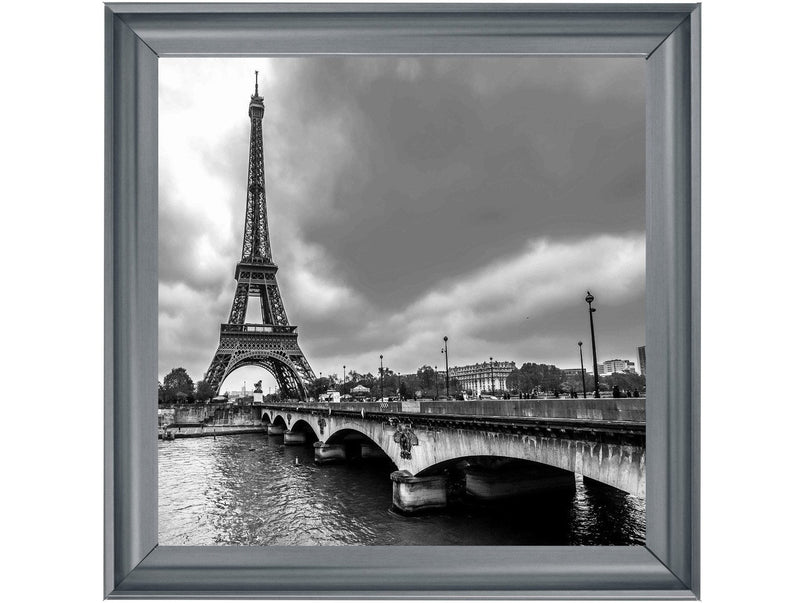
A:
220,323,297,334
260,398,645,423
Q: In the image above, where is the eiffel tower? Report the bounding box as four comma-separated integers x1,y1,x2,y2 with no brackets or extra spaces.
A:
203,73,315,399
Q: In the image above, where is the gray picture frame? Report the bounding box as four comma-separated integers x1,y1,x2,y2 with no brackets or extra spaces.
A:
105,3,700,599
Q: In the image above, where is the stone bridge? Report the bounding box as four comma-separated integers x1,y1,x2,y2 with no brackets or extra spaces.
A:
256,399,645,513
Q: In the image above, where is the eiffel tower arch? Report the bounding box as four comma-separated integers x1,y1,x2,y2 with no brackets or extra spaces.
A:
203,73,315,400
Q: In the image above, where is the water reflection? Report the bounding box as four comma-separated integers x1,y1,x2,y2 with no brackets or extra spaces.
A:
159,434,645,546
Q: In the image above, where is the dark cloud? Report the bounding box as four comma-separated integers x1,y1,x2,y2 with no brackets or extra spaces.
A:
159,57,645,384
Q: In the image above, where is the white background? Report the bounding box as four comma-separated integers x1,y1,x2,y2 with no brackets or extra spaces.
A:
1,0,801,601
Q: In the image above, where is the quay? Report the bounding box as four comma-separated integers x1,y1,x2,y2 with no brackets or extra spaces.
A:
159,424,265,439
158,403,266,439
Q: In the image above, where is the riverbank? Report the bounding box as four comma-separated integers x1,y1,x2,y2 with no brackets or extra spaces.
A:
159,425,264,439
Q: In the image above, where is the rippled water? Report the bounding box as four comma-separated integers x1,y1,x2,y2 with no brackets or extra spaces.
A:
159,433,645,546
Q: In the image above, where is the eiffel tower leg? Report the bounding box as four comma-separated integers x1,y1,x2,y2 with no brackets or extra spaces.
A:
204,351,232,394
266,358,303,401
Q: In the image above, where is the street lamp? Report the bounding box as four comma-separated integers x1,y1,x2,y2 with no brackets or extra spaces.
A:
443,336,450,398
379,354,384,401
435,364,439,399
585,291,601,398
489,357,495,397
578,341,587,399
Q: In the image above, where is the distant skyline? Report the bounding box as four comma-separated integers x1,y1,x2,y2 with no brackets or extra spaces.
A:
159,57,646,392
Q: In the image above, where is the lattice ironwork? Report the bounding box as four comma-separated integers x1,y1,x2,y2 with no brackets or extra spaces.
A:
203,74,315,399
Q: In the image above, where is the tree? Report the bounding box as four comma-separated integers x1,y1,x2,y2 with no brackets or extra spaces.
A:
312,377,330,398
417,365,436,392
162,367,195,403
373,367,395,397
399,380,410,400
602,372,645,393
358,372,376,391
512,363,565,396
195,380,216,403
506,368,522,392
401,373,421,395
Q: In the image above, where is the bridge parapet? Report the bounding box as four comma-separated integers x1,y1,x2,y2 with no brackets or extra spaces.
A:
259,398,645,423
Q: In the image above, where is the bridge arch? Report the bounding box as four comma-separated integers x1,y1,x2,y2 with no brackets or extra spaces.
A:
217,351,309,400
288,418,318,440
407,435,644,496
270,414,288,429
325,428,396,465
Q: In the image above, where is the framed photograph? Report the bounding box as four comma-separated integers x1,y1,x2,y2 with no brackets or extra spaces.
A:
105,2,699,599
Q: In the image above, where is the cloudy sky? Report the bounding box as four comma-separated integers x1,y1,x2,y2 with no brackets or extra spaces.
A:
159,57,645,392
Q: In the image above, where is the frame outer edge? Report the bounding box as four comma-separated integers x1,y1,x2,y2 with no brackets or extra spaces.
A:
689,4,701,598
104,5,115,597
105,2,700,597
114,5,689,57
107,10,160,593
105,2,700,15
645,10,696,592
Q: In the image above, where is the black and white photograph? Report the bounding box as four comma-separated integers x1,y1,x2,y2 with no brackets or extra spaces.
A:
157,57,647,546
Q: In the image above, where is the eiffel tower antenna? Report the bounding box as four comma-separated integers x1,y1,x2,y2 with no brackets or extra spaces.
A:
203,78,315,400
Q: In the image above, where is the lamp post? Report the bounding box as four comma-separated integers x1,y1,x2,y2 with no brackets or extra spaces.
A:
578,341,587,399
585,291,601,398
343,365,347,395
435,364,439,399
489,357,495,397
379,354,384,401
443,336,450,398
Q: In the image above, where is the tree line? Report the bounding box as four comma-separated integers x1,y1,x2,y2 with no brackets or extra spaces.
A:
158,367,216,404
505,363,645,397
311,364,460,400
158,362,646,404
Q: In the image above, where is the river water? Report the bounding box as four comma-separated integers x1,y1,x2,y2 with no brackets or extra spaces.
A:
158,433,645,546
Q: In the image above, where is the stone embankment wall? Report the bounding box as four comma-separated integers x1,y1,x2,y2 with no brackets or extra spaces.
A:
170,404,260,426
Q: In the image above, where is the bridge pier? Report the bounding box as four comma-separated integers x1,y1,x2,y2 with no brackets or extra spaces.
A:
390,470,447,514
464,465,575,502
283,431,307,445
314,442,346,464
265,425,285,436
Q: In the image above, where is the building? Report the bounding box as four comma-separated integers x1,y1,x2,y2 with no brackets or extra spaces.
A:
450,361,516,393
601,359,638,375
350,384,371,398
637,346,646,376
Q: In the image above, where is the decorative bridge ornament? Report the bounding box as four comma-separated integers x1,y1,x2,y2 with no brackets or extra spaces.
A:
393,424,419,460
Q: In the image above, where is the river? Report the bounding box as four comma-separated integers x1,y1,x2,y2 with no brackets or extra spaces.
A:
158,433,645,546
